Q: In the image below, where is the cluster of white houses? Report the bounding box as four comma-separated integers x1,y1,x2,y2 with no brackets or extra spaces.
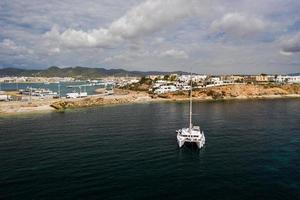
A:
0,76,75,83
146,74,300,94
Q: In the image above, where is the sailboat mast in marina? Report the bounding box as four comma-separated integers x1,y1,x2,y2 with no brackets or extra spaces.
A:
176,73,205,149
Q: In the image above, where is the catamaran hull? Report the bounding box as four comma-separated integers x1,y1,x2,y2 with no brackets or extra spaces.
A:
177,130,205,149
177,139,185,148
196,140,205,149
178,140,204,149
177,137,205,149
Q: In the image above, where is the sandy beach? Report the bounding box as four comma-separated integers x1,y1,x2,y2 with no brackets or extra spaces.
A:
0,99,56,115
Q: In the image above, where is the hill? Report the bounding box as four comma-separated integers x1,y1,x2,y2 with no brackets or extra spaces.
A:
0,66,189,78
289,73,300,76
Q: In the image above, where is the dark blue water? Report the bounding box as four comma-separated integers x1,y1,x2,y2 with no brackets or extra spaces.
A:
1,99,300,199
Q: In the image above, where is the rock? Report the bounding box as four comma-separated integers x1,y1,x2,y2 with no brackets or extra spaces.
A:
50,97,105,110
152,84,300,100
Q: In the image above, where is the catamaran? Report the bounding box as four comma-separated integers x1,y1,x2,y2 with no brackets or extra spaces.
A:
176,74,205,149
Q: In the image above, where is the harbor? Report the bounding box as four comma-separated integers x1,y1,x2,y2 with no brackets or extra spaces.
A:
0,80,115,101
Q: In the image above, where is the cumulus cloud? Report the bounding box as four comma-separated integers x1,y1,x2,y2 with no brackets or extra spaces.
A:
104,48,188,64
210,13,266,38
0,39,20,50
0,39,33,55
1,0,300,73
160,49,188,59
280,31,300,55
44,0,199,49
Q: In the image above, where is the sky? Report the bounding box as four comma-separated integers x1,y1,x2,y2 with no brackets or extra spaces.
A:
0,0,300,74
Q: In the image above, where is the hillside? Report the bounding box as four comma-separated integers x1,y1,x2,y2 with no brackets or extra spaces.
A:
0,66,189,78
289,73,300,76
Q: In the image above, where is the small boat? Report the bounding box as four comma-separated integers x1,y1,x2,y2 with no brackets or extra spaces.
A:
79,92,88,97
105,89,114,95
20,87,57,97
66,92,79,98
176,74,205,149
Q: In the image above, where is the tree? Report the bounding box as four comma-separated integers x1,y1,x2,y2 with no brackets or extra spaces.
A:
139,76,152,85
140,76,147,84
163,75,170,80
170,75,177,82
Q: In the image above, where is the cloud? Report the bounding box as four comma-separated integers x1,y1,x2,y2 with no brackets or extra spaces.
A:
104,48,188,64
0,39,33,55
160,49,188,59
44,0,199,49
1,0,300,73
280,31,300,54
210,13,266,38
0,39,20,50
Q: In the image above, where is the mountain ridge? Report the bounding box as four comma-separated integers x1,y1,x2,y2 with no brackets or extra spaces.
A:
0,66,190,78
289,73,300,76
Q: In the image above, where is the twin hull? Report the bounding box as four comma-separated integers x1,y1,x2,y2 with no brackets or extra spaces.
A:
177,128,205,149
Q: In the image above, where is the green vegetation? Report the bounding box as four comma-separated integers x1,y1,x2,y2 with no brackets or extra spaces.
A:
139,76,153,85
0,67,189,78
163,75,170,80
121,77,153,91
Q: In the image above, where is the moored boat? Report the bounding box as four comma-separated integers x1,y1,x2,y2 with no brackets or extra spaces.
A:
176,73,205,149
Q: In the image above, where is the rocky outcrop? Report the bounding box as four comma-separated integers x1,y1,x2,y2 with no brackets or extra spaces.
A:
50,96,136,110
49,84,300,111
51,97,105,110
159,84,300,100
202,84,289,99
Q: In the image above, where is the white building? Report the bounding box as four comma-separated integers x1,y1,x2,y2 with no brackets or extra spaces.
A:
205,80,234,88
156,80,169,84
276,75,300,83
275,75,287,83
287,76,300,83
174,82,191,91
178,75,207,83
181,85,191,91
154,85,177,94
175,82,186,87
210,77,221,83
146,75,159,80
129,79,140,84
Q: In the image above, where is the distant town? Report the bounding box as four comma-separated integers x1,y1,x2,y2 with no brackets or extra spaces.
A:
144,73,300,94
0,72,300,102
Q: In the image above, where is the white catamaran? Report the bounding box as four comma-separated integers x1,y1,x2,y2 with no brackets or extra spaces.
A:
176,74,205,149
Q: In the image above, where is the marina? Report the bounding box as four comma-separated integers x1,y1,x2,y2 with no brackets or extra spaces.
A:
19,87,58,97
0,81,114,100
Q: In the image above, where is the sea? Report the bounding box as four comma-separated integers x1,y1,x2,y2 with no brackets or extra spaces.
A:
0,99,300,199
0,82,108,96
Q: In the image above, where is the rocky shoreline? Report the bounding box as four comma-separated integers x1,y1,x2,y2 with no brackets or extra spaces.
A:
1,85,300,115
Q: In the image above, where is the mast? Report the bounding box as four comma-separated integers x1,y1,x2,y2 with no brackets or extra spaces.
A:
189,72,193,133
58,82,61,99
29,86,32,104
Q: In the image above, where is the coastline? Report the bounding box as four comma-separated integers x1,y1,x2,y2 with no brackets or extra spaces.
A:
1,90,300,116
0,99,56,116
